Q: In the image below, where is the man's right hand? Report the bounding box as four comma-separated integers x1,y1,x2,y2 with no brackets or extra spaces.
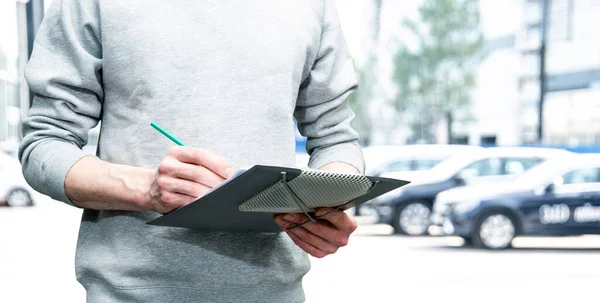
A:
148,146,234,214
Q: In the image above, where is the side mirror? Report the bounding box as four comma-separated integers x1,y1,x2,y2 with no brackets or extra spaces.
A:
544,183,555,194
454,175,466,186
535,183,554,195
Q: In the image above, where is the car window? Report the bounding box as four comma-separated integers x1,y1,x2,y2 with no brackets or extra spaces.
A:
382,160,412,173
560,168,600,184
504,158,542,175
461,157,503,177
414,159,442,170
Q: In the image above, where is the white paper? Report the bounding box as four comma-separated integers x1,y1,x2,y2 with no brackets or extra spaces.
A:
195,167,250,199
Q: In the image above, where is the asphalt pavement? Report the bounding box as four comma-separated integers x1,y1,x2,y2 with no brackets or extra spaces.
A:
2,199,600,303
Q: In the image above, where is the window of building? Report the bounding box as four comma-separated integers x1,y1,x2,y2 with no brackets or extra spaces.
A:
548,0,573,42
481,135,497,146
451,136,469,145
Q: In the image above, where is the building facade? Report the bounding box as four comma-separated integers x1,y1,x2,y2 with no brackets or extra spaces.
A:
458,0,600,147
520,0,600,146
4,0,600,155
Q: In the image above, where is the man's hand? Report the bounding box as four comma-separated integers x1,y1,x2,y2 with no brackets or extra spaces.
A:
148,146,234,214
274,161,361,258
274,208,358,258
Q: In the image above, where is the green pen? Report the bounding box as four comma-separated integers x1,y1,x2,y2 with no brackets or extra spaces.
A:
150,122,186,146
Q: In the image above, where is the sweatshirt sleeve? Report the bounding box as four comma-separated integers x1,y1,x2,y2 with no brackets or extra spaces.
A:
294,0,365,173
18,0,103,206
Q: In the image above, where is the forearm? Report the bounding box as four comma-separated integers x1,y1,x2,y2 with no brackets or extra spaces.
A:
65,156,155,211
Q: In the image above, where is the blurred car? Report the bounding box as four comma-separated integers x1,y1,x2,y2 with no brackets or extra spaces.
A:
0,152,37,207
362,144,482,178
297,144,480,174
446,154,600,249
356,144,482,216
369,146,571,235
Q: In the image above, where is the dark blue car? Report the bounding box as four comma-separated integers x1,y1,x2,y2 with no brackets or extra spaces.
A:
446,154,600,249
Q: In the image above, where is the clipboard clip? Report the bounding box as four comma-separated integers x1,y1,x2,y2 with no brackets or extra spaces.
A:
280,172,380,231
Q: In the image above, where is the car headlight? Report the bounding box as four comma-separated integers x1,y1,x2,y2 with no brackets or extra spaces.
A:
453,199,481,213
433,200,450,213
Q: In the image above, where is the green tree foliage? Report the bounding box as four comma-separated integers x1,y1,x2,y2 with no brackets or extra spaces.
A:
393,0,483,143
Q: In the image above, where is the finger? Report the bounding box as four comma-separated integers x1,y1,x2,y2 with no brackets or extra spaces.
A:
281,213,348,248
168,146,233,179
315,208,358,234
275,215,339,252
166,160,226,188
286,231,329,258
155,191,196,214
275,217,328,258
286,221,339,254
156,175,211,197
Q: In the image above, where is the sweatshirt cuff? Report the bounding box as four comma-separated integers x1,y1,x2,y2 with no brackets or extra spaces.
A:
308,142,365,174
26,140,90,207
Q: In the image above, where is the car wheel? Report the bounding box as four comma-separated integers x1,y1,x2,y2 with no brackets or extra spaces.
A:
393,201,431,236
6,188,33,207
472,211,517,250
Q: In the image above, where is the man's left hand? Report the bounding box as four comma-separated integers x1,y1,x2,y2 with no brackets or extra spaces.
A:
274,208,358,258
274,161,361,258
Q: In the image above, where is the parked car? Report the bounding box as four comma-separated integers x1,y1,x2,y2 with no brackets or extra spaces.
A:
0,152,37,207
356,144,482,216
369,146,571,235
362,144,482,178
446,154,600,249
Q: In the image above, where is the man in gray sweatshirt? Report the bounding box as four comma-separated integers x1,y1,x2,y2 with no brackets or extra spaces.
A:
19,0,365,302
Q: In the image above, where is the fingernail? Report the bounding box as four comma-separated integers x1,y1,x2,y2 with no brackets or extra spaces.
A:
225,167,234,178
283,213,296,221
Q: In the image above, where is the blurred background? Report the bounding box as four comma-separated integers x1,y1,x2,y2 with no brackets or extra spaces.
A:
2,0,600,302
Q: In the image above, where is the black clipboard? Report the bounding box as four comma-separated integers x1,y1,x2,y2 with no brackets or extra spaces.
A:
148,165,410,232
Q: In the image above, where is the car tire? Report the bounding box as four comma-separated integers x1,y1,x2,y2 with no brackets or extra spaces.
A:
392,201,431,236
6,188,33,207
472,210,518,250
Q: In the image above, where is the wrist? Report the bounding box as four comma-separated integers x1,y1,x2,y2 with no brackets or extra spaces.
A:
107,163,156,211
319,161,360,174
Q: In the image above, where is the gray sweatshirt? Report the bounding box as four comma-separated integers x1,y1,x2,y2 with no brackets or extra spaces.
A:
19,0,365,302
